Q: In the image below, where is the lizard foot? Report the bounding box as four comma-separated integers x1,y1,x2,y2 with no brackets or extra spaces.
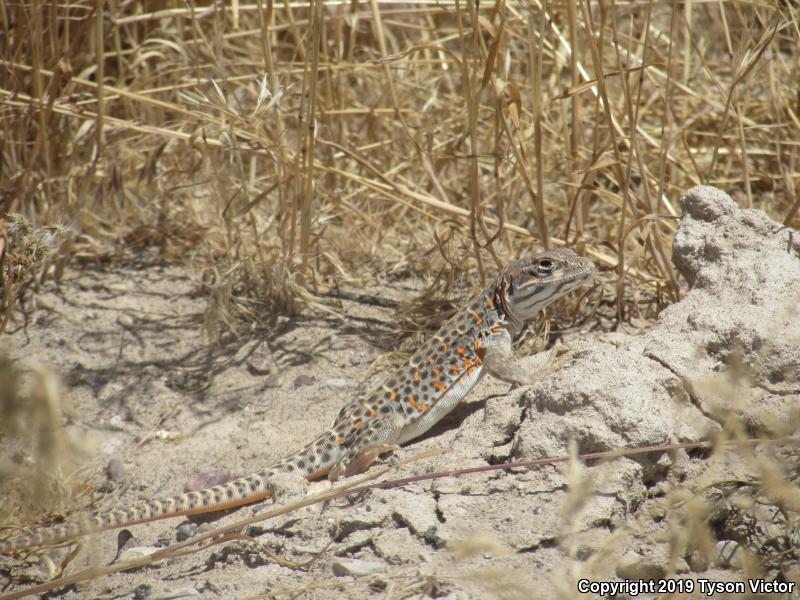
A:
328,443,401,482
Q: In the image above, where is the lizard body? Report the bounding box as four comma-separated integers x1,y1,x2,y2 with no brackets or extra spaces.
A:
0,248,593,554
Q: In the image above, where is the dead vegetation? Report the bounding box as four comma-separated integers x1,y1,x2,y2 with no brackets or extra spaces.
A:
1,1,797,334
1,0,799,597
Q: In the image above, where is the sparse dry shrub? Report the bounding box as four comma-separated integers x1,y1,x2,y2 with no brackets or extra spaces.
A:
0,1,797,335
0,355,82,533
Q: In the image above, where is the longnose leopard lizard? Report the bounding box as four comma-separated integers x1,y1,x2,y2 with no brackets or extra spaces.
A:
0,248,594,554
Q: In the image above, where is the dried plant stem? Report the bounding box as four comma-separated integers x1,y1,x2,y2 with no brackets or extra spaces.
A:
530,3,549,250
297,0,323,290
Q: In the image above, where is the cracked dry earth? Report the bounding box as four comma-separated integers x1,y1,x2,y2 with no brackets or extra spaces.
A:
1,186,800,599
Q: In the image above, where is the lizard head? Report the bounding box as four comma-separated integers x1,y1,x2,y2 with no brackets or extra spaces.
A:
498,248,594,323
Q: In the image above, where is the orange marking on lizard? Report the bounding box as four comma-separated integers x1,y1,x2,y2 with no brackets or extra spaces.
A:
369,407,377,417
490,323,502,333
468,309,483,325
408,394,429,412
432,367,441,377
440,342,449,352
389,389,398,401
353,419,363,429
336,435,345,445
455,346,466,356
450,363,460,375
413,370,421,383
485,296,495,310
434,380,446,392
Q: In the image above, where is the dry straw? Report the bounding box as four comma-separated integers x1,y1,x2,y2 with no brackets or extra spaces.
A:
1,0,799,596
0,1,796,332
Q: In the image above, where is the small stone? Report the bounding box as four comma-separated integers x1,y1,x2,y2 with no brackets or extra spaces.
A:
331,558,386,577
323,378,349,389
169,372,188,388
133,584,152,600
293,374,315,388
176,523,198,542
118,545,161,562
713,540,742,568
107,458,125,482
247,342,274,375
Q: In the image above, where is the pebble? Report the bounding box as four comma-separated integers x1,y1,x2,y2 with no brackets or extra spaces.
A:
107,458,125,482
175,523,198,542
293,374,315,388
246,342,274,375
132,584,152,600
331,558,386,577
713,540,742,568
323,378,349,389
118,546,161,562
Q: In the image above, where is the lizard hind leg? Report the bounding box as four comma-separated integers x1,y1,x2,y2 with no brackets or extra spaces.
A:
327,417,402,482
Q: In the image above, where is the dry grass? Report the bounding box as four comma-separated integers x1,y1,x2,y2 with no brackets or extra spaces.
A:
1,0,799,595
1,1,797,334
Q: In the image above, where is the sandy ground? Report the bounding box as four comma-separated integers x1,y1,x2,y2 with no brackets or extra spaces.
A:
1,258,558,598
1,187,799,599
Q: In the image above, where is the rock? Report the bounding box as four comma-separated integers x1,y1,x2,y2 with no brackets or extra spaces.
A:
293,374,315,388
106,458,126,482
132,584,152,600
323,377,349,389
713,540,743,569
513,184,799,464
653,185,800,429
331,557,386,577
246,341,274,375
118,545,161,562
175,523,198,542
382,490,440,541
335,500,393,538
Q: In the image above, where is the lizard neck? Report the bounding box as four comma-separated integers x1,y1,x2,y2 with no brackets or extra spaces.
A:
487,284,520,338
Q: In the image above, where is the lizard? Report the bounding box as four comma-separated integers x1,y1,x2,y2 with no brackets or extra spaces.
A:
0,248,594,554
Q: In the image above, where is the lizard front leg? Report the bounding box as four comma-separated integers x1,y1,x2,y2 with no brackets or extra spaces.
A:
483,329,557,386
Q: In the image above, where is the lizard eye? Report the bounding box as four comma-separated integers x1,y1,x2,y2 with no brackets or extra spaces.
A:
537,258,555,274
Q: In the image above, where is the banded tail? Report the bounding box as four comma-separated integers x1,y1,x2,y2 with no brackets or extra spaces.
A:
0,429,342,554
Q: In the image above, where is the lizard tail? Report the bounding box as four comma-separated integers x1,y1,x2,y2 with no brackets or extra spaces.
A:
1,427,344,554
0,467,280,554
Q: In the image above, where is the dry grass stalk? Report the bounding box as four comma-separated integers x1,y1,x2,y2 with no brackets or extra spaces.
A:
0,2,795,332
